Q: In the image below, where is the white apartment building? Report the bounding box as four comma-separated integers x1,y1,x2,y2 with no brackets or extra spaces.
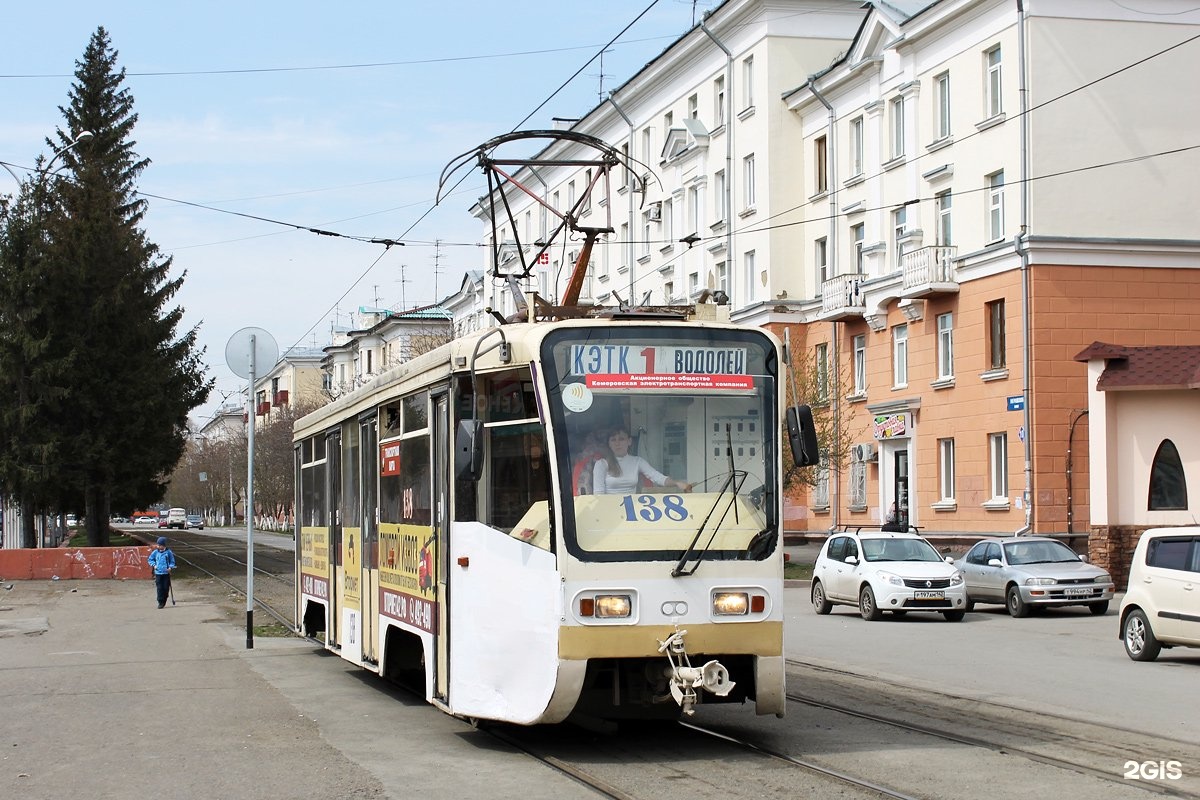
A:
323,306,453,399
469,0,866,323
252,346,326,425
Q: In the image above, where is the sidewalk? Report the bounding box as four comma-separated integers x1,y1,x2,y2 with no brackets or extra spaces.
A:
0,580,598,800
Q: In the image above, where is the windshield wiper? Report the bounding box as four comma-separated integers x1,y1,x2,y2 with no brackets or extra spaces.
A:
672,424,745,578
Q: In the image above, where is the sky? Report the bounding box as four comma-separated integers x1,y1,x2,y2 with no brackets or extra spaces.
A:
0,0,720,428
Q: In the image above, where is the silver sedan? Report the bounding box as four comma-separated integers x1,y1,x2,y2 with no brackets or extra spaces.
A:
957,537,1115,617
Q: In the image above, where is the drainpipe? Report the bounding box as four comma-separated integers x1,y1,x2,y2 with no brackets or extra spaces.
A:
607,94,637,305
808,77,840,531
700,21,735,300
1015,0,1033,535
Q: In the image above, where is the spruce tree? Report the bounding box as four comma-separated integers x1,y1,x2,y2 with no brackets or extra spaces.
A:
0,27,211,545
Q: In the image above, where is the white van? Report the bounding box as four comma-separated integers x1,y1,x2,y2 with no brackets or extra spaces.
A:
1119,527,1200,661
166,507,187,530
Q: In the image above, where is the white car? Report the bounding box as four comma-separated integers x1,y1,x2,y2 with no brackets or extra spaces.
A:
812,531,967,621
1119,527,1200,661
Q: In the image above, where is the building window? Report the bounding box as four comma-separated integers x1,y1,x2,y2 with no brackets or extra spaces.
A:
850,116,864,176
939,438,956,501
813,456,829,507
985,45,1003,118
743,153,756,209
663,280,674,303
890,96,905,159
989,432,1009,500
714,75,726,127
621,142,631,188
937,312,954,379
936,191,952,246
815,236,828,286
714,169,727,223
849,461,867,508
892,324,908,387
641,211,652,257
988,299,1006,369
742,55,754,109
688,184,703,235
852,223,865,273
987,170,1005,242
663,110,673,132
619,222,629,271
852,334,866,395
815,135,828,195
893,206,908,262
716,261,728,294
743,250,756,303
662,197,674,242
935,71,951,140
582,170,592,214
688,93,698,119
1149,440,1188,510
815,343,829,402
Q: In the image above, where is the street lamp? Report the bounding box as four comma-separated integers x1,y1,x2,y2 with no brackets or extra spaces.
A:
1,130,94,186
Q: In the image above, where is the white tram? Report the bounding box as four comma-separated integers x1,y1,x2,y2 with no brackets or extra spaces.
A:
294,315,801,724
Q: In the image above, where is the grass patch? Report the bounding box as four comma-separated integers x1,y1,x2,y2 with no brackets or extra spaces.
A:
253,622,295,638
67,529,139,547
784,561,813,581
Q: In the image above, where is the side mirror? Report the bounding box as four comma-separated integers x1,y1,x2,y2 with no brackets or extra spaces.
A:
987,558,1002,567
786,404,820,467
944,556,955,564
1078,554,1089,563
844,555,858,565
454,420,484,480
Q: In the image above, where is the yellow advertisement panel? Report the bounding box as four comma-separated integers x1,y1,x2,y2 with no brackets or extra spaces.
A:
343,526,361,607
379,522,438,634
299,525,329,600
572,492,763,553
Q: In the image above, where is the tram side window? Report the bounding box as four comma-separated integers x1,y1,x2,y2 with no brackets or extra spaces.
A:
300,435,328,527
380,434,431,526
452,371,549,532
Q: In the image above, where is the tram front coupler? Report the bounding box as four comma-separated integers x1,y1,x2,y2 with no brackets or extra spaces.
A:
657,628,735,715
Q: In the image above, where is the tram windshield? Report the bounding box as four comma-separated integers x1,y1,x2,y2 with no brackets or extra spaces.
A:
541,326,779,563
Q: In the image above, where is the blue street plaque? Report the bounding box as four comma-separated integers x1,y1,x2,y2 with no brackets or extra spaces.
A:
1007,395,1025,411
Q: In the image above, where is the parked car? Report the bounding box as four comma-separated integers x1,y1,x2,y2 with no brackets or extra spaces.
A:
186,514,204,530
959,537,1114,617
166,507,187,529
134,515,158,526
157,512,169,528
811,530,967,621
1120,527,1200,662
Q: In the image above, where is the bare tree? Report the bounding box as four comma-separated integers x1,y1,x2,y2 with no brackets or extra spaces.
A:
783,348,856,490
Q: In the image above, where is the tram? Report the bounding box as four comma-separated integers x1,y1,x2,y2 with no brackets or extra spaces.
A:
294,313,814,724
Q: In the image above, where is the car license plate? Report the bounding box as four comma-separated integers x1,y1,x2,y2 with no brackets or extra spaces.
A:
1064,587,1090,596
914,590,944,600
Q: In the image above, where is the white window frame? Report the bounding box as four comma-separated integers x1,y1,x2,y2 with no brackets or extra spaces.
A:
893,206,908,261
662,197,674,243
641,127,652,164
892,324,908,388
936,191,952,246
714,75,726,128
688,184,702,235
852,223,865,273
989,432,1009,500
987,170,1005,242
852,334,866,395
850,116,864,176
742,153,756,210
619,222,629,271
815,135,828,195
714,169,727,223
716,261,727,294
743,250,756,304
742,56,754,109
935,71,951,140
985,45,1003,118
815,236,828,286
688,93,698,120
813,457,830,508
939,438,956,501
641,211,652,257
988,299,1007,369
890,96,905,159
849,461,867,508
937,312,954,379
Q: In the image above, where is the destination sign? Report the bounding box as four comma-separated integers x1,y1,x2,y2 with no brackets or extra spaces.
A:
570,345,748,377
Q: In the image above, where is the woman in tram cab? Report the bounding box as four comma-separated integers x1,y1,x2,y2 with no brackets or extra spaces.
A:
593,425,692,495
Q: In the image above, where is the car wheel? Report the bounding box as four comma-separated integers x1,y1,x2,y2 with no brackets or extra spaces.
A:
858,585,883,621
1088,600,1109,616
1006,585,1030,618
1123,609,1162,662
811,581,833,615
943,610,965,622
964,598,975,612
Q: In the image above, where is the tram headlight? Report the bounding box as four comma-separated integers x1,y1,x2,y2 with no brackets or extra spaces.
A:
593,594,632,618
712,592,749,616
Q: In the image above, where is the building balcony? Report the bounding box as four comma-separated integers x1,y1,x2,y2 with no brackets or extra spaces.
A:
900,246,958,298
273,390,289,406
816,274,866,321
255,401,270,416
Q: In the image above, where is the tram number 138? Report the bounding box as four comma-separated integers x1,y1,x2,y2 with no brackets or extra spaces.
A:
621,495,689,522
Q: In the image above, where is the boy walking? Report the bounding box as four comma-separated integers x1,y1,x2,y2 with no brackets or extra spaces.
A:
148,536,176,609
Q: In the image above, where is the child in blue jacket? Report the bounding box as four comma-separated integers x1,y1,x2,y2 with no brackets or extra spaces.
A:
148,536,176,609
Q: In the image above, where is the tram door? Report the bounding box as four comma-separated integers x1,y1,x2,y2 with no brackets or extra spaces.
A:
360,414,379,663
432,392,450,702
326,431,342,648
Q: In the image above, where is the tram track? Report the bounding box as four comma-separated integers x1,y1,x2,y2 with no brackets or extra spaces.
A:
785,657,1200,799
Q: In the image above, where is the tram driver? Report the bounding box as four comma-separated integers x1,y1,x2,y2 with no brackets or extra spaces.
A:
593,425,692,495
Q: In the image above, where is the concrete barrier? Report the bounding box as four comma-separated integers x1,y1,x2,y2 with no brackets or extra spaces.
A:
0,546,152,580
